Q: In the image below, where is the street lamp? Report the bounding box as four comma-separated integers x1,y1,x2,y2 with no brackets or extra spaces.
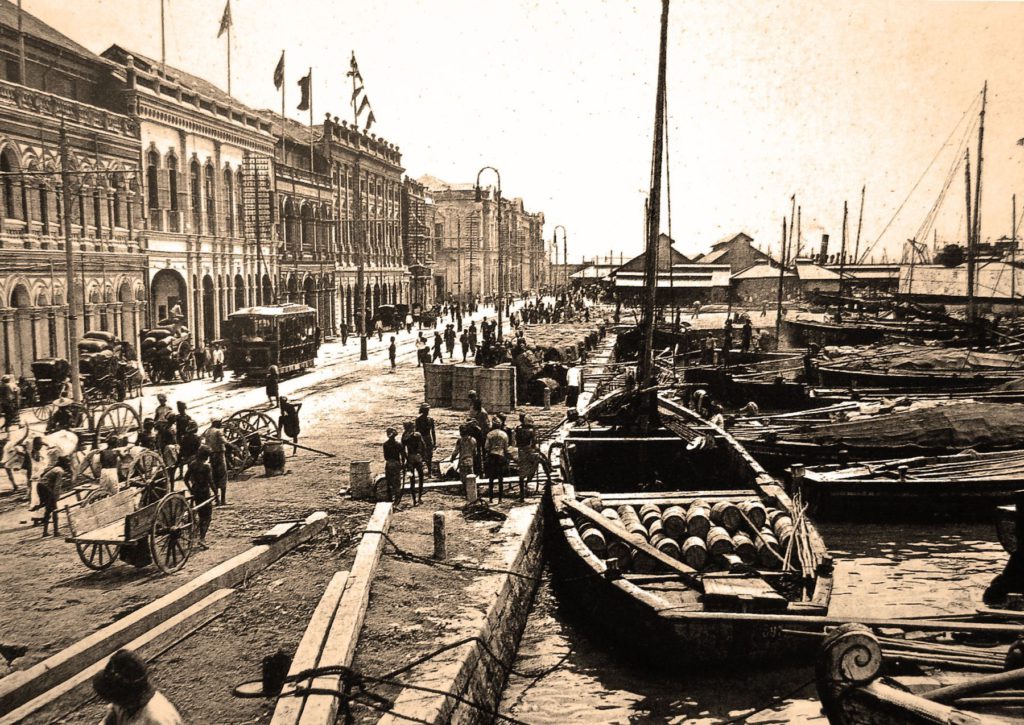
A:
475,166,503,340
553,225,567,297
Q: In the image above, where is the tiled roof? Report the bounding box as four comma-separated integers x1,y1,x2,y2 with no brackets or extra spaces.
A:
0,0,97,61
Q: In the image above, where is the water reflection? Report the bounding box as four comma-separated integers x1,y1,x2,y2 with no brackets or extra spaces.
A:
500,522,1004,724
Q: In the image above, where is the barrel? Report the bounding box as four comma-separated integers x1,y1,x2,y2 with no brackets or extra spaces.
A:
767,508,788,527
617,505,648,541
732,533,756,565
600,507,621,522
662,506,687,539
686,504,711,540
582,496,604,511
263,441,286,476
716,552,744,572
646,517,664,540
711,501,742,533
707,526,734,555
653,533,680,560
682,536,708,570
477,364,516,413
451,364,479,411
755,529,781,568
349,461,373,500
606,540,633,570
638,504,662,527
424,363,454,408
773,516,794,552
738,500,767,530
579,524,607,557
632,549,660,574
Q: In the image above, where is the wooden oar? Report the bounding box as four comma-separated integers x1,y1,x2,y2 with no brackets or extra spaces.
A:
922,668,1024,703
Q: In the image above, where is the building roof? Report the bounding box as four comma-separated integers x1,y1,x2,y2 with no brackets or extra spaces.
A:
614,265,732,289
731,263,793,281
711,231,753,249
570,263,618,280
0,0,98,61
419,174,476,192
794,261,841,281
228,304,317,317
699,247,731,264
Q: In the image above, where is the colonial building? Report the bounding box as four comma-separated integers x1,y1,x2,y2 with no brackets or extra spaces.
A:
101,45,278,345
0,2,145,377
695,232,770,272
401,176,436,310
422,174,545,302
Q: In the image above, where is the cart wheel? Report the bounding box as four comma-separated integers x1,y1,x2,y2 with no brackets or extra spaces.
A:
223,410,280,475
33,403,55,422
75,540,121,571
95,402,141,441
149,492,195,574
128,449,170,505
179,361,195,382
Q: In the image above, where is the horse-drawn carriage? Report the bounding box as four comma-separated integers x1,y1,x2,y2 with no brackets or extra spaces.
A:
140,323,195,383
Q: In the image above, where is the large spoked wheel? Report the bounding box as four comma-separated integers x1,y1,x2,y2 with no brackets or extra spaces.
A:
223,410,280,475
149,492,195,574
178,359,195,382
95,402,141,442
128,449,171,505
75,539,121,571
33,402,55,422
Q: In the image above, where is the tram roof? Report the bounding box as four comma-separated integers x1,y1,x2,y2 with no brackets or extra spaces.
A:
228,304,317,318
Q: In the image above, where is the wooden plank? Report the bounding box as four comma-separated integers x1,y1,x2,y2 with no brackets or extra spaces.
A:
0,589,236,725
67,521,126,545
562,498,704,591
297,503,392,725
254,522,301,544
124,500,160,542
0,511,328,717
65,489,139,537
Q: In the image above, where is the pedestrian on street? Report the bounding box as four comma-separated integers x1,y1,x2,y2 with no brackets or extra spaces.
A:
415,403,436,476
340,322,349,346
515,413,550,499
484,417,509,502
444,325,456,359
459,330,469,362
431,332,443,363
1,433,29,493
194,344,207,379
156,418,178,480
565,365,582,408
760,301,768,317
175,403,200,481
455,423,476,486
383,427,405,505
741,318,753,353
266,365,280,406
692,300,702,319
388,336,397,372
279,396,302,455
374,318,384,342
154,394,172,424
468,323,478,354
415,334,425,367
98,435,126,496
186,447,214,547
37,455,70,537
211,342,225,381
401,421,425,505
405,312,413,333
92,649,183,725
200,419,231,505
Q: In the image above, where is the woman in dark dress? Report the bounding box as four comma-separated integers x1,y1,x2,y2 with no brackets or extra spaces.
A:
279,397,301,454
266,365,280,406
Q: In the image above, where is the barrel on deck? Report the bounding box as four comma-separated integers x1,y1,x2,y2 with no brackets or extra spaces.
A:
423,363,454,408
755,529,781,568
606,540,634,570
682,536,708,570
579,524,607,557
738,500,767,530
707,526,734,555
452,364,479,411
477,364,516,413
686,504,711,540
638,504,662,527
662,506,687,539
652,533,680,560
617,505,648,541
732,533,756,565
711,501,742,533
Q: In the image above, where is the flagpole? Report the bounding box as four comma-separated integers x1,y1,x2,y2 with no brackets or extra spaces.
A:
350,56,367,361
308,67,314,175
280,51,285,164
160,0,166,69
226,13,231,96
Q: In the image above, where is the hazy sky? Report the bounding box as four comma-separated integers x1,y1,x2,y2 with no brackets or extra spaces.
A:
25,0,1024,263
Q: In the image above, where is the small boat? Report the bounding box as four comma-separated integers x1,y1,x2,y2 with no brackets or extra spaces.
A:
817,623,1024,725
785,316,958,349
793,450,1024,518
546,390,834,666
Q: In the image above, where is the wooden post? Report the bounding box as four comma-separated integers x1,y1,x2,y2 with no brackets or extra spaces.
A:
542,386,551,410
464,473,478,503
433,511,446,560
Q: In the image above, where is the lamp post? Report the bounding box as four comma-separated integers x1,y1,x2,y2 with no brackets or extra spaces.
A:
475,166,502,339
553,225,567,297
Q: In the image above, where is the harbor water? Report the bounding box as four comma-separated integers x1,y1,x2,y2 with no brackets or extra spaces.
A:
500,521,1006,723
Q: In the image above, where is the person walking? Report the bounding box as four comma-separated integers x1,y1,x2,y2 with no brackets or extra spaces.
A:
174,402,200,483
279,397,302,455
405,312,413,333
388,336,397,372
431,331,443,363
154,393,172,424
1,433,29,494
383,427,405,505
98,435,126,496
415,334,425,367
193,344,207,379
691,300,702,319
459,330,469,362
454,423,476,487
92,649,183,725
265,365,280,407
201,419,231,505
401,421,426,505
36,456,70,537
374,317,384,342
484,417,509,502
514,413,550,500
210,343,225,382
340,322,349,346
155,418,178,482
467,322,478,355
415,403,437,476
185,447,214,547
565,365,582,408
741,318,753,353
444,325,456,360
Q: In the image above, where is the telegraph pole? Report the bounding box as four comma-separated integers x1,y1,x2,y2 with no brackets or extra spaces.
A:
59,124,83,402
475,167,502,339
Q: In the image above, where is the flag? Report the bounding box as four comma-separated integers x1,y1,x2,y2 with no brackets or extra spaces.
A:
297,71,311,111
273,51,285,90
357,95,370,116
347,52,362,82
217,0,232,38
365,110,376,130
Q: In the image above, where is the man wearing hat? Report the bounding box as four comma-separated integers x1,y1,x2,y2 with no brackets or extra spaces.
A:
93,649,182,724
382,427,405,504
414,404,437,477
153,394,172,424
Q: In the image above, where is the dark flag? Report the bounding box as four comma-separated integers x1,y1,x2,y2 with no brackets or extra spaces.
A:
297,71,311,111
218,0,232,38
366,110,376,130
273,51,285,90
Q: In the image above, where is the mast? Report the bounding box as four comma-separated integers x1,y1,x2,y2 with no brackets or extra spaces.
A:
637,0,669,385
775,216,787,343
853,184,865,264
1013,194,1018,319
968,83,986,323
965,149,975,322
837,200,848,323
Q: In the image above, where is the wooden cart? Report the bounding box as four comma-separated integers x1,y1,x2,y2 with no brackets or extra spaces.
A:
64,487,196,574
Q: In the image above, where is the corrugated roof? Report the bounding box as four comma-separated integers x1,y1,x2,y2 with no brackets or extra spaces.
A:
699,247,730,264
732,263,792,280
711,231,752,249
0,1,98,61
795,262,841,281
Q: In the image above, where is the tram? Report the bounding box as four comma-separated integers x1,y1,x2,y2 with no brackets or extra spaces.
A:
223,304,320,378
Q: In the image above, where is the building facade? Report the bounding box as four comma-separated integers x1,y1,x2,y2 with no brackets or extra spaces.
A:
102,45,278,347
401,176,436,310
0,5,146,377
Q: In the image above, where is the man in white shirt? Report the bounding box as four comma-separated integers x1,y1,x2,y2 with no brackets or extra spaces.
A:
566,365,582,408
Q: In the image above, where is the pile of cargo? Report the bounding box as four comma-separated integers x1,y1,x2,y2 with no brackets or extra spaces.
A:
577,497,793,573
78,331,123,381
140,323,192,382
512,323,603,403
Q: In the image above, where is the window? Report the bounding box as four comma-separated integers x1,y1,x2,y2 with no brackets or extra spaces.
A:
190,160,201,233
204,163,216,235
93,188,102,236
111,177,121,229
235,169,244,236
146,150,160,210
223,167,234,234
167,155,178,211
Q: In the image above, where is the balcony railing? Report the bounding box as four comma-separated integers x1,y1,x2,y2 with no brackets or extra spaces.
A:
0,78,135,137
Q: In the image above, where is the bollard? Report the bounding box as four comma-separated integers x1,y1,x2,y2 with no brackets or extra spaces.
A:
542,387,551,410
433,511,447,560
464,473,478,503
898,465,908,482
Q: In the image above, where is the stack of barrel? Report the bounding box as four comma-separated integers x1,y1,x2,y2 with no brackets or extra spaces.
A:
578,498,794,575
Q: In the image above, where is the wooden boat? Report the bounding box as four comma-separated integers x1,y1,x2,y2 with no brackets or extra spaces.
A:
793,450,1024,518
817,623,1024,725
546,390,834,666
785,317,957,349
815,364,1024,392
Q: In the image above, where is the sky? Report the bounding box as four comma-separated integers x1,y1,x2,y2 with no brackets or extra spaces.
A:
23,0,1024,264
